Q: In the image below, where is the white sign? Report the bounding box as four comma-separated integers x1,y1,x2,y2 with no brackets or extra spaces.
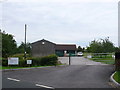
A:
87,55,92,58
8,57,19,65
27,60,32,64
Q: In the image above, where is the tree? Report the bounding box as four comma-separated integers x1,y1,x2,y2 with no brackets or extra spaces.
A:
87,37,115,53
86,46,91,53
77,46,83,52
17,42,31,55
101,37,115,53
2,31,17,57
114,47,120,52
88,40,103,53
82,47,85,52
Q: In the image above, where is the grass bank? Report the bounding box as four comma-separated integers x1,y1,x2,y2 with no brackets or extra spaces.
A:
113,71,120,84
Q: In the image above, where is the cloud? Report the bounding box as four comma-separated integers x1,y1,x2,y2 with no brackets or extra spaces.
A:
3,0,119,3
2,1,118,47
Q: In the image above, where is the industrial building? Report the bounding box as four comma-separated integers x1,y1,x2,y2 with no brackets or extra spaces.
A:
31,39,76,57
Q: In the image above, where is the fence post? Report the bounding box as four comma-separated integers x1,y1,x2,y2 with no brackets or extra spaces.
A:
115,52,120,83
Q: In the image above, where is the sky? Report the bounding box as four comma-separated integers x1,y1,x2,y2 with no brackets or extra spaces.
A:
1,0,119,47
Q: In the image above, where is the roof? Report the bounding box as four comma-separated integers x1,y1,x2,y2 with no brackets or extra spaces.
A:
55,44,76,50
31,39,56,45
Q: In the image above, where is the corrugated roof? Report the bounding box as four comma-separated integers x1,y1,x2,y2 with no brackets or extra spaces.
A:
55,44,76,50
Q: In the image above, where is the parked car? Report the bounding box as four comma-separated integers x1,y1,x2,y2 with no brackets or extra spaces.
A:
77,52,83,56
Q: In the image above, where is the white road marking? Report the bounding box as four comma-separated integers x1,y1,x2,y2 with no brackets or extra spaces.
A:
36,84,54,89
7,78,20,82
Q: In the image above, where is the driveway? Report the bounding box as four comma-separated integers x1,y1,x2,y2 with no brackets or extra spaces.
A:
58,57,107,65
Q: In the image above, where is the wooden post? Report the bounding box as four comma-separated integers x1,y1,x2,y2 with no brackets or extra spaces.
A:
115,52,120,82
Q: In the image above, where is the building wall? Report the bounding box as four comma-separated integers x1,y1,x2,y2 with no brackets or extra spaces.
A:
31,40,56,57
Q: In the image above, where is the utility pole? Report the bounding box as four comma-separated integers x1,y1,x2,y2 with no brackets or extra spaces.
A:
24,24,27,60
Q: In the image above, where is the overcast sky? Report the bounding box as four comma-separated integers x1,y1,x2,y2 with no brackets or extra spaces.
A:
1,0,119,47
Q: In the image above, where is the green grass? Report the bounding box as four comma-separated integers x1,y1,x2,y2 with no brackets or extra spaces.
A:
92,54,113,58
84,53,115,64
0,64,63,70
89,58,115,64
113,71,120,83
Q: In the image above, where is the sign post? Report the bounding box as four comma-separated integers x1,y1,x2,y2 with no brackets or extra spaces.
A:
27,60,32,67
8,57,19,65
69,53,71,65
115,52,120,83
8,57,19,70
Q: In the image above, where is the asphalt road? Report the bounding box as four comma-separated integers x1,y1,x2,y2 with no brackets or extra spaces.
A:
2,65,115,88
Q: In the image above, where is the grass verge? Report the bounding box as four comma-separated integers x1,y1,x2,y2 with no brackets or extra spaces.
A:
113,71,120,84
89,58,115,64
0,64,63,70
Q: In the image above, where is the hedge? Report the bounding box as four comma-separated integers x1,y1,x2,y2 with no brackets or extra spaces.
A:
2,58,8,66
40,54,58,66
2,54,58,67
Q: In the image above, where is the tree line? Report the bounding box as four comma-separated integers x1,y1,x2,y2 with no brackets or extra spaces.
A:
77,37,120,53
1,31,120,58
2,31,31,58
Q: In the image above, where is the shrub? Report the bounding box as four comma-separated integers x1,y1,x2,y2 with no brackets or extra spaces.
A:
28,54,58,66
19,60,27,67
40,54,58,66
28,57,41,66
2,58,8,66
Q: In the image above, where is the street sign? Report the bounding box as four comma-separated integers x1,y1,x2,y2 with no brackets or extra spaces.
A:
27,60,32,64
8,57,19,65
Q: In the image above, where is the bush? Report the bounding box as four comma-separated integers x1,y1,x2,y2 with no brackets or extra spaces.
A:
29,54,58,66
40,54,58,66
2,58,8,66
19,60,27,67
28,57,41,66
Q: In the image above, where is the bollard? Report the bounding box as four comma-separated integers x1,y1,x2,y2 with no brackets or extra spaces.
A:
115,52,120,83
